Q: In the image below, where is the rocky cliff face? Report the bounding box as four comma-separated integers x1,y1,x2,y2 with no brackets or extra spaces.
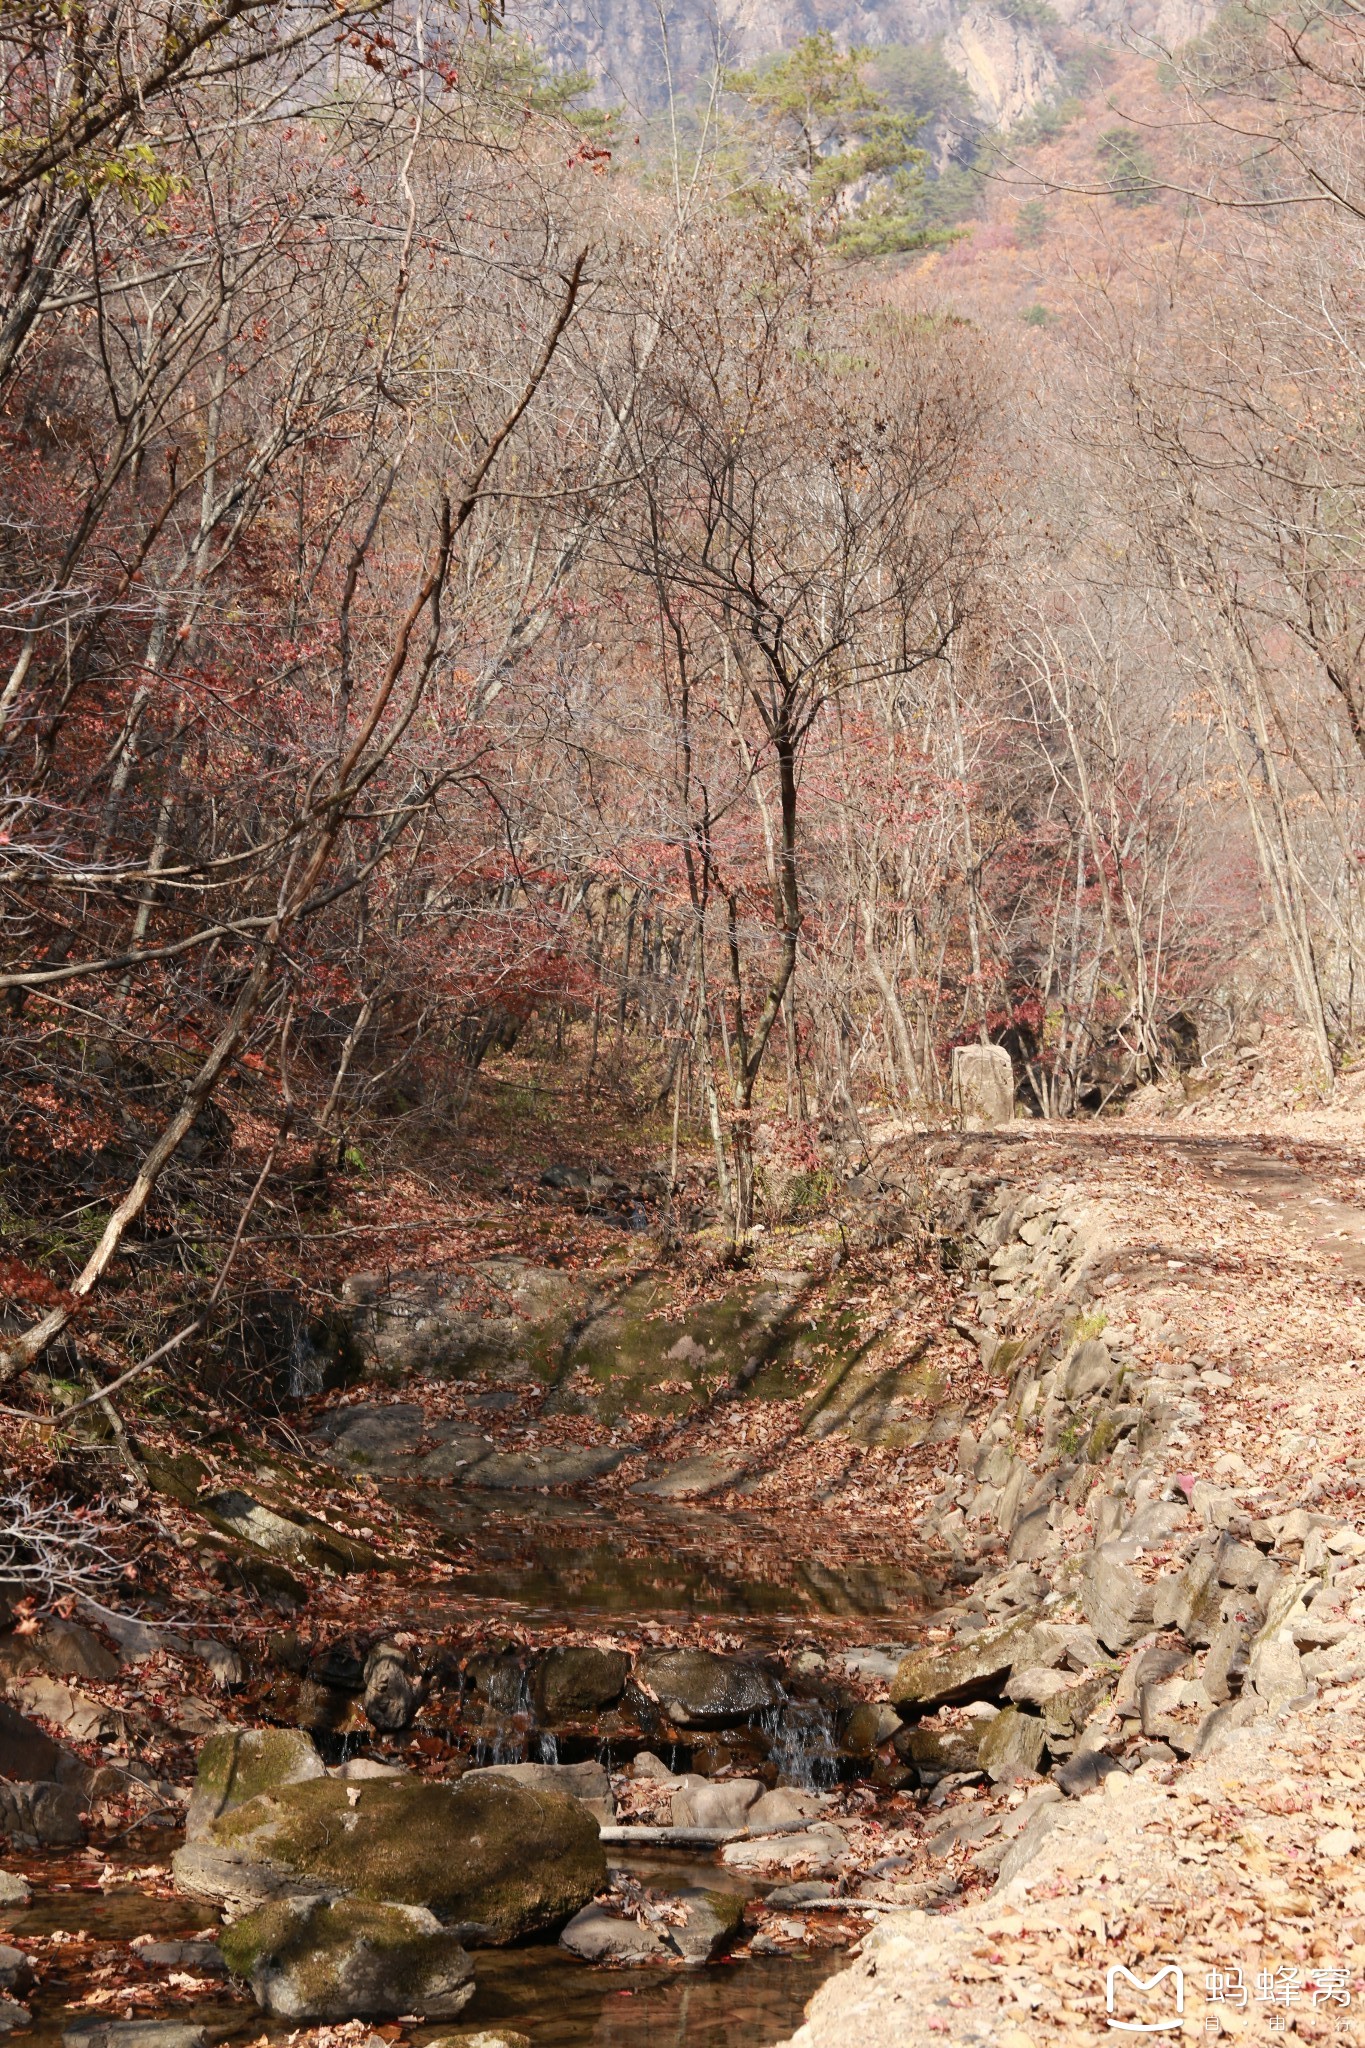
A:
507,0,952,111
509,0,1217,124
942,5,1057,128
1050,0,1215,50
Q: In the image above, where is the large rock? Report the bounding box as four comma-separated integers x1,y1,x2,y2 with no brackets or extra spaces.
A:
560,1889,744,1966
0,1620,119,1685
721,1823,850,1876
461,1760,615,1825
558,1902,671,1964
1204,1612,1254,1703
635,1649,783,1727
1248,1632,1307,1711
1042,1671,1113,1741
660,1889,746,1965
1152,1549,1223,1646
1215,1538,1264,1589
5,1675,112,1744
313,1404,428,1471
747,1787,835,1832
194,1639,245,1691
994,1802,1064,1886
669,1775,762,1830
348,1259,589,1382
945,5,1060,127
220,1896,474,2020
1081,1548,1156,1652
0,1944,32,1995
198,1491,379,1573
1053,1750,1122,1797
0,1780,86,1845
976,1705,1045,1781
894,1722,985,1782
951,1044,1013,1128
469,1447,628,1490
1063,1340,1113,1403
634,1456,749,1500
890,1610,1044,1713
1007,1501,1058,1566
427,2035,529,2048
531,1647,630,1719
132,1939,226,1974
362,1644,418,1732
64,2028,207,2048
0,1700,89,1787
185,1728,326,1839
173,1773,606,1944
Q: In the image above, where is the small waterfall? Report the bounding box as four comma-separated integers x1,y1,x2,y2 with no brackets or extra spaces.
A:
537,1731,560,1763
765,1701,839,1790
470,1666,535,1766
471,1718,527,1765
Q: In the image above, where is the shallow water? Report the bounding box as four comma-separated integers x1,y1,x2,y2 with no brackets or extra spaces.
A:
401,1488,932,1626
7,1873,844,2048
452,1947,845,2048
6,1885,219,1941
445,1537,926,1621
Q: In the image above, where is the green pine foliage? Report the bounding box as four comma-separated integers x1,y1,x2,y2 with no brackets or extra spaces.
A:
1016,197,1049,244
723,32,944,257
1095,123,1159,205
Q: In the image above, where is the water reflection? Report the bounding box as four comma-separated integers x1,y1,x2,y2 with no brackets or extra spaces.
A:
449,1946,844,2048
404,1487,930,1622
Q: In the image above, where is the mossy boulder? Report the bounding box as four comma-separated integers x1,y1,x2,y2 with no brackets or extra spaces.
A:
185,1729,326,1839
173,1774,605,1944
461,1760,614,1825
220,1896,474,2020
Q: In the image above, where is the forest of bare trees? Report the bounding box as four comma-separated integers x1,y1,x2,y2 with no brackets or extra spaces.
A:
5,0,1365,1336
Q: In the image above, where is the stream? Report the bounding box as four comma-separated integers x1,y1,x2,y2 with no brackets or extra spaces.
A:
6,1250,958,2048
4,1859,847,2048
3,1502,903,2048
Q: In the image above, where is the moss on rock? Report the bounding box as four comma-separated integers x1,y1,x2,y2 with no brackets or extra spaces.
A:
222,1896,474,2020
186,1729,325,1839
180,1774,605,1944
